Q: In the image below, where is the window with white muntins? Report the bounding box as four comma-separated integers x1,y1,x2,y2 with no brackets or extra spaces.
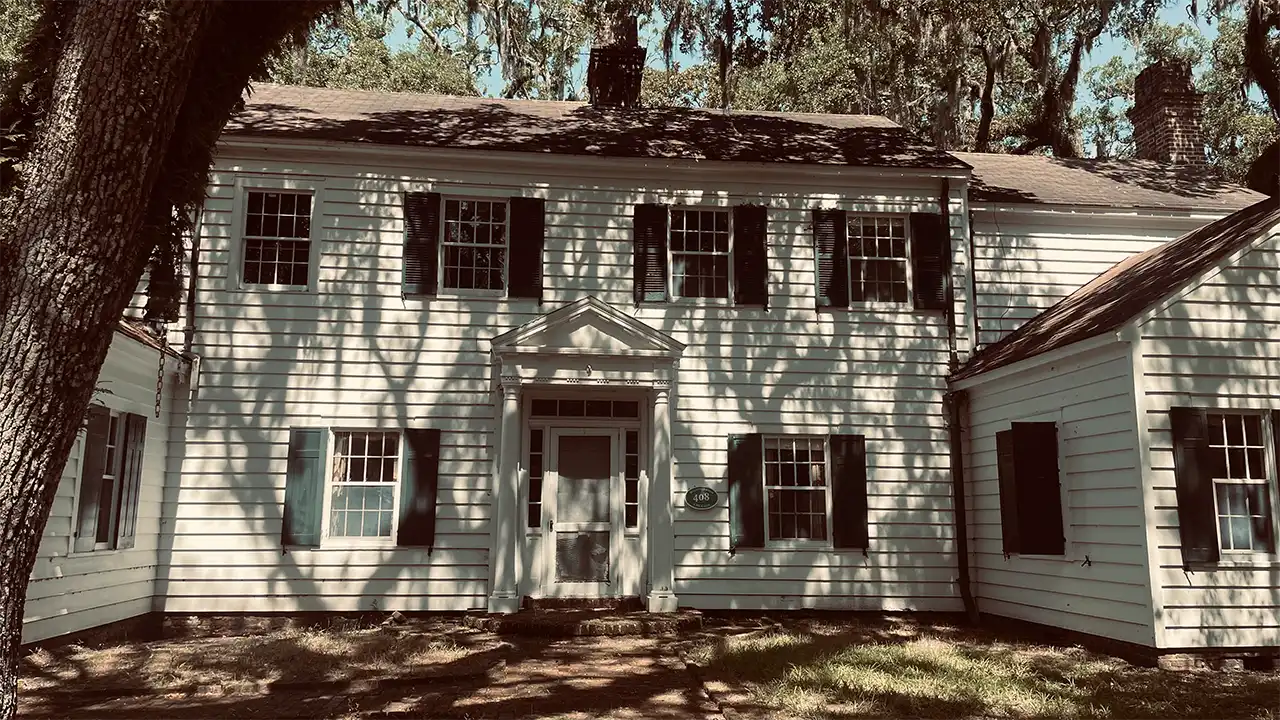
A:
764,436,832,544
328,431,401,540
669,208,732,299
847,215,909,304
242,190,314,289
441,197,508,292
1207,412,1276,553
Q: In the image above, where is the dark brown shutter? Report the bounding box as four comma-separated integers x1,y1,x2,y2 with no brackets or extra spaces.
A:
996,429,1019,555
728,434,764,551
813,209,847,309
633,203,669,304
74,406,111,553
1012,422,1065,555
508,197,545,301
403,192,441,296
1170,407,1220,565
399,428,441,551
732,204,769,307
282,428,327,548
114,413,147,551
910,212,948,311
830,434,869,549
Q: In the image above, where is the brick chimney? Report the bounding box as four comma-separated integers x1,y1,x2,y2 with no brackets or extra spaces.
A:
1128,60,1206,166
586,15,645,108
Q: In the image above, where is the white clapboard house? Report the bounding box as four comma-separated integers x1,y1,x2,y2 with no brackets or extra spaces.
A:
21,56,1279,658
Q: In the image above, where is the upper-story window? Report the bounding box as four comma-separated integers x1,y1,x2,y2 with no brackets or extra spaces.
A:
669,208,732,299
848,215,909,304
442,197,508,292
242,190,314,290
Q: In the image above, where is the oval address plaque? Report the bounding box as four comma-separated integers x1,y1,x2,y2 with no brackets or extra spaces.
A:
685,486,718,510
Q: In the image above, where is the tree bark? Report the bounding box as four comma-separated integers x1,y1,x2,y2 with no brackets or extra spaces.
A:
0,2,216,716
973,45,998,152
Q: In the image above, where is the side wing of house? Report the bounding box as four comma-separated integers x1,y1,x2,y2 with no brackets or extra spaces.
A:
962,342,1154,646
1136,223,1280,649
153,144,973,614
971,208,1224,348
23,330,184,644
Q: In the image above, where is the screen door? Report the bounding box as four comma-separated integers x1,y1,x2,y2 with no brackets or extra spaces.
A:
544,429,620,597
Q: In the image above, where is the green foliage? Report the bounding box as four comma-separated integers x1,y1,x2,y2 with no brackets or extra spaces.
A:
1201,16,1278,182
0,0,38,92
268,7,478,96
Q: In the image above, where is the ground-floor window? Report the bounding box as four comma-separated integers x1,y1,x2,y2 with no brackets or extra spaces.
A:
763,436,831,543
1207,412,1276,553
328,430,401,539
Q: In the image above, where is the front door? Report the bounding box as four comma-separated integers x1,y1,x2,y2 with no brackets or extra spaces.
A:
543,429,621,597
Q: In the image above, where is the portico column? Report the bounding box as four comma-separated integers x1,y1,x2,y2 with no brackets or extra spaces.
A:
488,379,521,613
647,383,678,612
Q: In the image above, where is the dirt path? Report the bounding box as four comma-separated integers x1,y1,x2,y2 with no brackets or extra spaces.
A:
20,636,726,719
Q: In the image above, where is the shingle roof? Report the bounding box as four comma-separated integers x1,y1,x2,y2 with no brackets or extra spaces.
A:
952,196,1280,381
223,84,967,169
953,151,1263,211
117,317,183,358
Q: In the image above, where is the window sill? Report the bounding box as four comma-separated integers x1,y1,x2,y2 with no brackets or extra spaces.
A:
1188,556,1280,570
66,547,125,558
764,540,835,551
845,302,917,312
316,539,399,550
236,284,314,294
1011,553,1072,562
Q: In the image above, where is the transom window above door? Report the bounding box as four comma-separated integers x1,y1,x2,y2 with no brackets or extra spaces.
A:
441,197,508,292
669,208,732,299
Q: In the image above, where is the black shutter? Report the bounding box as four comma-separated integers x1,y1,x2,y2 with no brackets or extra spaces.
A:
813,209,847,309
282,428,327,548
1170,407,1220,565
996,430,1019,555
830,434,869,549
1012,422,1065,555
399,428,441,551
910,212,948,311
74,405,111,553
732,204,769,307
114,413,147,551
728,434,764,551
508,197,545,301
634,203,669,304
403,192,441,296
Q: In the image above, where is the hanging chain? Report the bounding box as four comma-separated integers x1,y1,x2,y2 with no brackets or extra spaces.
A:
155,335,167,419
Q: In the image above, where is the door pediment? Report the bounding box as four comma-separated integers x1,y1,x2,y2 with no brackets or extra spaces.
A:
491,296,685,359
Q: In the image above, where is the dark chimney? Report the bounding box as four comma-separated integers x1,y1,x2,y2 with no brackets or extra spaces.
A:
1128,60,1206,167
587,15,645,108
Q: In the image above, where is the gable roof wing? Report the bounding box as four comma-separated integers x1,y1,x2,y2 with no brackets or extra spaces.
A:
953,196,1280,381
954,151,1263,211
224,84,967,170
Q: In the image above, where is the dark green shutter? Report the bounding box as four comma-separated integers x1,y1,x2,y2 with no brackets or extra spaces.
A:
114,413,147,551
996,430,1019,555
403,192,441,296
1012,422,1065,555
508,197,545,301
813,209,847,309
634,203,669,304
282,428,327,548
910,212,948,311
1170,407,1220,565
732,204,769,307
830,434,869,549
728,434,764,551
399,428,441,551
74,406,111,553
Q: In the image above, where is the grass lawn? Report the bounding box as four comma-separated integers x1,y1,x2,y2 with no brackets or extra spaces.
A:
20,618,500,693
688,616,1280,719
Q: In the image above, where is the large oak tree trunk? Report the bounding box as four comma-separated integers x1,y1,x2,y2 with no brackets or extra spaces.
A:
0,2,215,716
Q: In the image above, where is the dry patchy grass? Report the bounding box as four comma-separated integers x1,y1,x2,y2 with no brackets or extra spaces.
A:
690,618,1280,719
20,623,488,693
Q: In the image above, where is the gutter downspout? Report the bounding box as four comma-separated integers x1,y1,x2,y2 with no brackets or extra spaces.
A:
941,178,978,622
182,206,202,356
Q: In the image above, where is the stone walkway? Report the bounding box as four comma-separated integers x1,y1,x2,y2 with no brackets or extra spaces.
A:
19,636,726,720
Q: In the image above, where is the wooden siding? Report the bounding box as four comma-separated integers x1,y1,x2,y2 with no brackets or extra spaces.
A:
23,333,181,644
1138,227,1280,649
964,343,1155,646
971,209,1226,348
156,148,972,613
